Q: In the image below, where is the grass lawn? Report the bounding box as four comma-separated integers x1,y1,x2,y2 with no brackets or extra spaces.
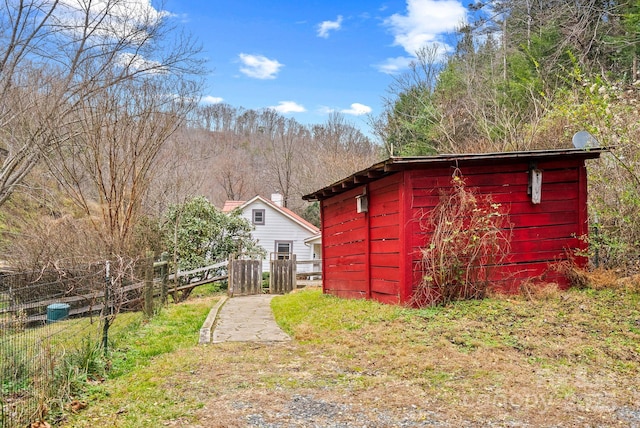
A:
62,283,640,427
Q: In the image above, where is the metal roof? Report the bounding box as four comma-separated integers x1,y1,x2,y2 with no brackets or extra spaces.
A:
302,147,606,201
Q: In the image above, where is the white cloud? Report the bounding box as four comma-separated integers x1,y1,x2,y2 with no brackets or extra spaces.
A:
56,0,169,42
341,103,372,116
238,53,283,79
375,56,414,74
268,101,306,114
317,15,343,38
201,95,224,104
385,0,467,56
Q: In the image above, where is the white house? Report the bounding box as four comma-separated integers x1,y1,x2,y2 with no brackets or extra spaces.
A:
222,194,321,273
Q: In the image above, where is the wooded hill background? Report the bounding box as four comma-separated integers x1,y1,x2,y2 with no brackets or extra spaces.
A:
1,0,639,273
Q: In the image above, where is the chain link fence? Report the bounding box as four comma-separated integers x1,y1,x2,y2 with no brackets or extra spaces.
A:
0,256,167,427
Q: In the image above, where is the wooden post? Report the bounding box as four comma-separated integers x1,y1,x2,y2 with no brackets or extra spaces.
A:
144,253,154,317
160,252,169,305
228,255,235,297
238,259,245,295
290,254,296,293
252,259,258,294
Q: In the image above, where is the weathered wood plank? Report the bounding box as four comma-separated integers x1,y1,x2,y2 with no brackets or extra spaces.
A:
229,259,261,296
270,254,296,294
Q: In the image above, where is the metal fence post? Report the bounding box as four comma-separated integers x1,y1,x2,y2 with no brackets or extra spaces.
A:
102,260,111,355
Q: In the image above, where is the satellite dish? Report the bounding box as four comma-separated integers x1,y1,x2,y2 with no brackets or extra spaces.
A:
572,130,600,149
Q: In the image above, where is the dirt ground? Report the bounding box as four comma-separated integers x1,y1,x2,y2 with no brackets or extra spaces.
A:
154,339,639,428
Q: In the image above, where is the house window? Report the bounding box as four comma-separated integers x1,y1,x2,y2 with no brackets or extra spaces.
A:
275,241,292,259
252,209,265,225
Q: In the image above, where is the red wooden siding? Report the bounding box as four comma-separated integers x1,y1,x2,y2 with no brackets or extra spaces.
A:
321,186,368,298
407,159,588,297
309,150,601,306
368,174,402,304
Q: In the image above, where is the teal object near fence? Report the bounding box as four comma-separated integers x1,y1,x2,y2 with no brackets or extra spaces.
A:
47,303,70,323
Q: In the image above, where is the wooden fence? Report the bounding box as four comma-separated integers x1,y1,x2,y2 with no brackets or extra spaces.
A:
295,259,322,280
270,253,296,294
228,258,261,296
0,255,325,326
0,259,228,325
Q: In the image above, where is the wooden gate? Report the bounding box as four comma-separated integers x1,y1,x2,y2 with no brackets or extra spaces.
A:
228,257,262,296
270,253,296,294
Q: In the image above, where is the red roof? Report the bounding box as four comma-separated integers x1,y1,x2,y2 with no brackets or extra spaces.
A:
221,200,244,213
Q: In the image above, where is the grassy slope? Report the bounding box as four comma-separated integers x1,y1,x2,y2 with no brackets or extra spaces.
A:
64,286,640,427
62,296,217,426
270,287,640,425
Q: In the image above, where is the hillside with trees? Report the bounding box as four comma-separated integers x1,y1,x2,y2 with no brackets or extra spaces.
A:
159,105,379,213
0,1,380,270
375,0,640,272
1,0,639,273
0,104,380,269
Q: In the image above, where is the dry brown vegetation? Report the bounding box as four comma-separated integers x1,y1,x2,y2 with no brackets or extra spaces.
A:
169,107,381,212
415,171,511,306
67,283,640,427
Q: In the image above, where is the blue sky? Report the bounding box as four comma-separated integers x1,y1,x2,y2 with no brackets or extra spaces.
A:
163,0,469,133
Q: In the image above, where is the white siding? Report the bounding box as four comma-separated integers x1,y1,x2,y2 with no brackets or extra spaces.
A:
239,200,316,273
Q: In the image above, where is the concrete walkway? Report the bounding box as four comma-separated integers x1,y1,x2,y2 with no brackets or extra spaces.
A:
204,294,291,344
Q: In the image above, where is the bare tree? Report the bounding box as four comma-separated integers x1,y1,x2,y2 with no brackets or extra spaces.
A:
145,130,204,218
216,138,252,202
202,130,255,203
194,103,239,133
256,111,309,208
50,73,200,254
0,0,202,209
311,112,380,188
159,105,379,215
373,45,453,155
10,0,206,255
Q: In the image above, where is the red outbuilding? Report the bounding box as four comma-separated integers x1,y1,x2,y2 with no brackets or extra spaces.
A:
303,148,604,305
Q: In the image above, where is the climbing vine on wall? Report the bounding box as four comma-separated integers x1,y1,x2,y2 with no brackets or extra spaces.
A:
414,171,512,307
